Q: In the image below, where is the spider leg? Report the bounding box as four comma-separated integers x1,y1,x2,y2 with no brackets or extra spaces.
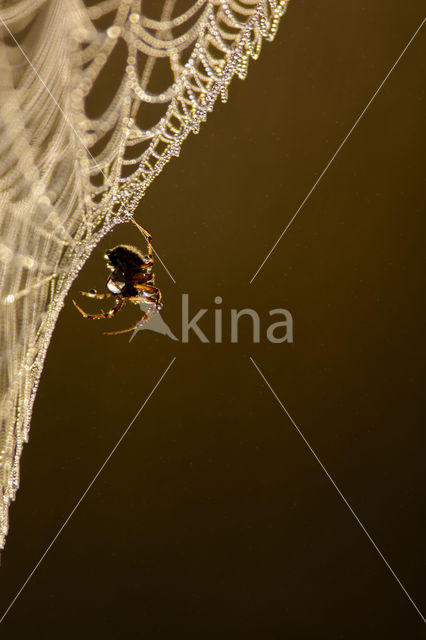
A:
80,290,113,299
131,219,153,260
73,297,124,320
104,296,158,335
134,283,162,308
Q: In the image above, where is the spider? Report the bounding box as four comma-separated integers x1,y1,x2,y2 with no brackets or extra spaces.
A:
72,219,162,336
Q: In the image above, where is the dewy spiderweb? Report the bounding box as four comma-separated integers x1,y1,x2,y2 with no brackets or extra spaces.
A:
0,0,289,549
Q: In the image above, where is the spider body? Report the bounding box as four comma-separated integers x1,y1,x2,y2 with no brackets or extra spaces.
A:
105,244,150,298
73,220,162,335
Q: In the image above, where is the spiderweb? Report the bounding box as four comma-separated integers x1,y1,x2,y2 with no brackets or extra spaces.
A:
0,0,289,549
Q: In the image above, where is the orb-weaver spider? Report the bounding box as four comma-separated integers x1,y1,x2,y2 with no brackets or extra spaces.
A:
72,219,162,336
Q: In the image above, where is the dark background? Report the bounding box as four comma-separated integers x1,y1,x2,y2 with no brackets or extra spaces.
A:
1,1,425,637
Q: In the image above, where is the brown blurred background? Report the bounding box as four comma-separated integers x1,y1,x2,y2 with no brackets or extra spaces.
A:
1,1,425,637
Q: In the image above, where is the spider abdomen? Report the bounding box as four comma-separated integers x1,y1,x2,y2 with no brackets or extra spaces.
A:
107,245,145,272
